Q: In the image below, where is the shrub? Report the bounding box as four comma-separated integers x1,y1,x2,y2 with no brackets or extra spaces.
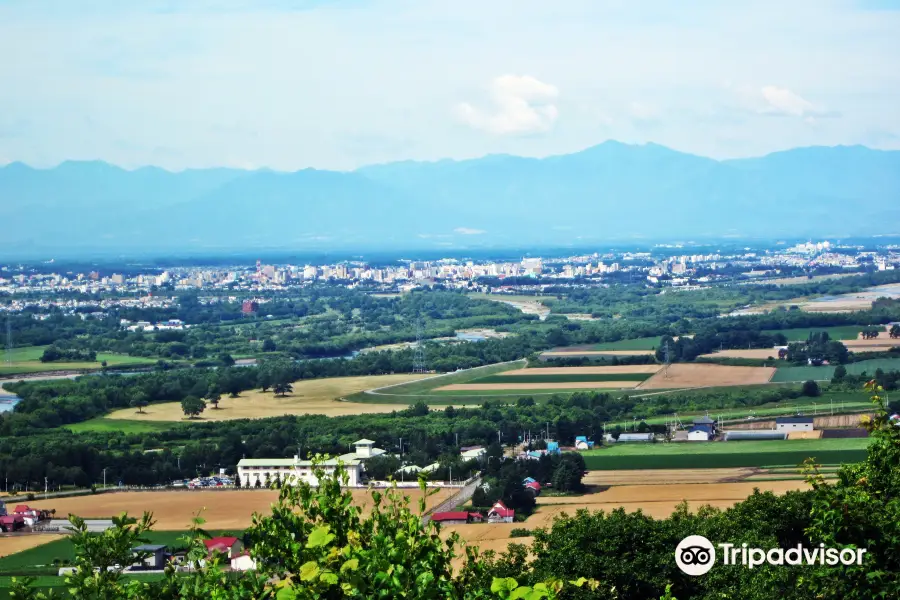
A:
509,528,531,538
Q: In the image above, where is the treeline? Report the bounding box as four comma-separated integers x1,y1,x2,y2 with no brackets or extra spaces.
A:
0,379,866,491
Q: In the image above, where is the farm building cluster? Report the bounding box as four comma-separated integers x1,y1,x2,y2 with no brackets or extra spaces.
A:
0,502,54,532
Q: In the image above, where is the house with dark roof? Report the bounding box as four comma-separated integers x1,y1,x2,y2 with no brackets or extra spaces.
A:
775,416,814,432
132,544,168,570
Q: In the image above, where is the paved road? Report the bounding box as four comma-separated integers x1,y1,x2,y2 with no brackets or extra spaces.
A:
422,477,482,525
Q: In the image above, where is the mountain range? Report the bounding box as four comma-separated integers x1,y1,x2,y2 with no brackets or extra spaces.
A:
2,141,899,258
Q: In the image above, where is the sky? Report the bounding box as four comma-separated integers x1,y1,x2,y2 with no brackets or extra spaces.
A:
0,0,898,171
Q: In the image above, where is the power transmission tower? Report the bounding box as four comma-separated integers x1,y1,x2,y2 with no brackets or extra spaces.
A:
412,318,426,374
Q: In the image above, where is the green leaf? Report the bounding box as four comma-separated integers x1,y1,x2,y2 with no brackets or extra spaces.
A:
510,587,534,600
275,586,298,600
307,525,336,549
491,577,519,593
320,570,339,585
299,561,321,582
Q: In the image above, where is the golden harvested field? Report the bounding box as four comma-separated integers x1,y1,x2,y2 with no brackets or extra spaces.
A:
105,375,430,421
541,350,655,357
0,534,61,558
844,337,899,349
582,468,757,486
499,366,661,376
698,348,782,360
527,480,808,522
28,488,455,531
638,363,775,389
435,382,641,391
787,430,823,440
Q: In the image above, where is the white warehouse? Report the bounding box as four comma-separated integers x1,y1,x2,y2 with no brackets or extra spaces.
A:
775,416,814,432
237,439,386,488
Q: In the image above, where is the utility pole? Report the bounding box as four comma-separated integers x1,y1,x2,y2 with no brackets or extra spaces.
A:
399,437,403,457
455,432,459,447
45,477,48,495
102,468,108,489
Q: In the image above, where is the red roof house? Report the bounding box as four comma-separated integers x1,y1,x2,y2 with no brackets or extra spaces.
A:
203,536,243,559
430,511,484,525
487,501,515,523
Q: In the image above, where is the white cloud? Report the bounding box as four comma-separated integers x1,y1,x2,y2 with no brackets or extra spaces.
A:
628,101,659,121
453,227,486,235
758,86,834,118
456,75,559,135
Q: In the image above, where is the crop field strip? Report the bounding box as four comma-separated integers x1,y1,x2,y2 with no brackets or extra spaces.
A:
471,373,652,383
772,357,900,382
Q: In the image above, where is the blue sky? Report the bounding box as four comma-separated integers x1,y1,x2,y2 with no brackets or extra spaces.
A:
0,0,897,170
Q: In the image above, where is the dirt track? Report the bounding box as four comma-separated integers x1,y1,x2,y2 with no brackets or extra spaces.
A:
638,364,776,389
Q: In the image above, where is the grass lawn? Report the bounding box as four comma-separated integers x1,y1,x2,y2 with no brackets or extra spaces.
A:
467,293,554,304
0,346,155,376
763,326,865,341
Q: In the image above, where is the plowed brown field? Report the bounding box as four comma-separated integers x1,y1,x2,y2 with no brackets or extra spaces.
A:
638,364,775,389
582,468,756,486
698,348,782,360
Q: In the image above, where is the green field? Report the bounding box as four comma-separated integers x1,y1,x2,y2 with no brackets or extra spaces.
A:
65,418,175,434
772,357,900,382
763,326,865,341
0,346,156,376
582,438,870,470
592,337,660,351
346,361,526,404
472,373,650,384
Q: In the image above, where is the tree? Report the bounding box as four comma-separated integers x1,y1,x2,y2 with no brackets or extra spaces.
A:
832,365,848,382
801,379,821,397
129,391,149,414
206,391,222,410
362,455,402,480
262,338,277,352
218,353,235,367
272,382,293,397
181,396,206,419
551,460,583,493
891,324,900,339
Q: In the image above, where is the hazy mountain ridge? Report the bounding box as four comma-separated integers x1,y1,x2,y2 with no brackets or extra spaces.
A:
2,142,898,255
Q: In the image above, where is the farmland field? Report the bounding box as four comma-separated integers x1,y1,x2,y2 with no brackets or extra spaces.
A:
0,346,156,376
504,366,661,375
104,374,431,422
526,480,808,521
772,357,900,382
540,349,656,357
581,438,869,470
638,363,775,389
698,348,782,360
26,488,455,531
763,326,867,341
0,535,60,559
435,381,642,391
